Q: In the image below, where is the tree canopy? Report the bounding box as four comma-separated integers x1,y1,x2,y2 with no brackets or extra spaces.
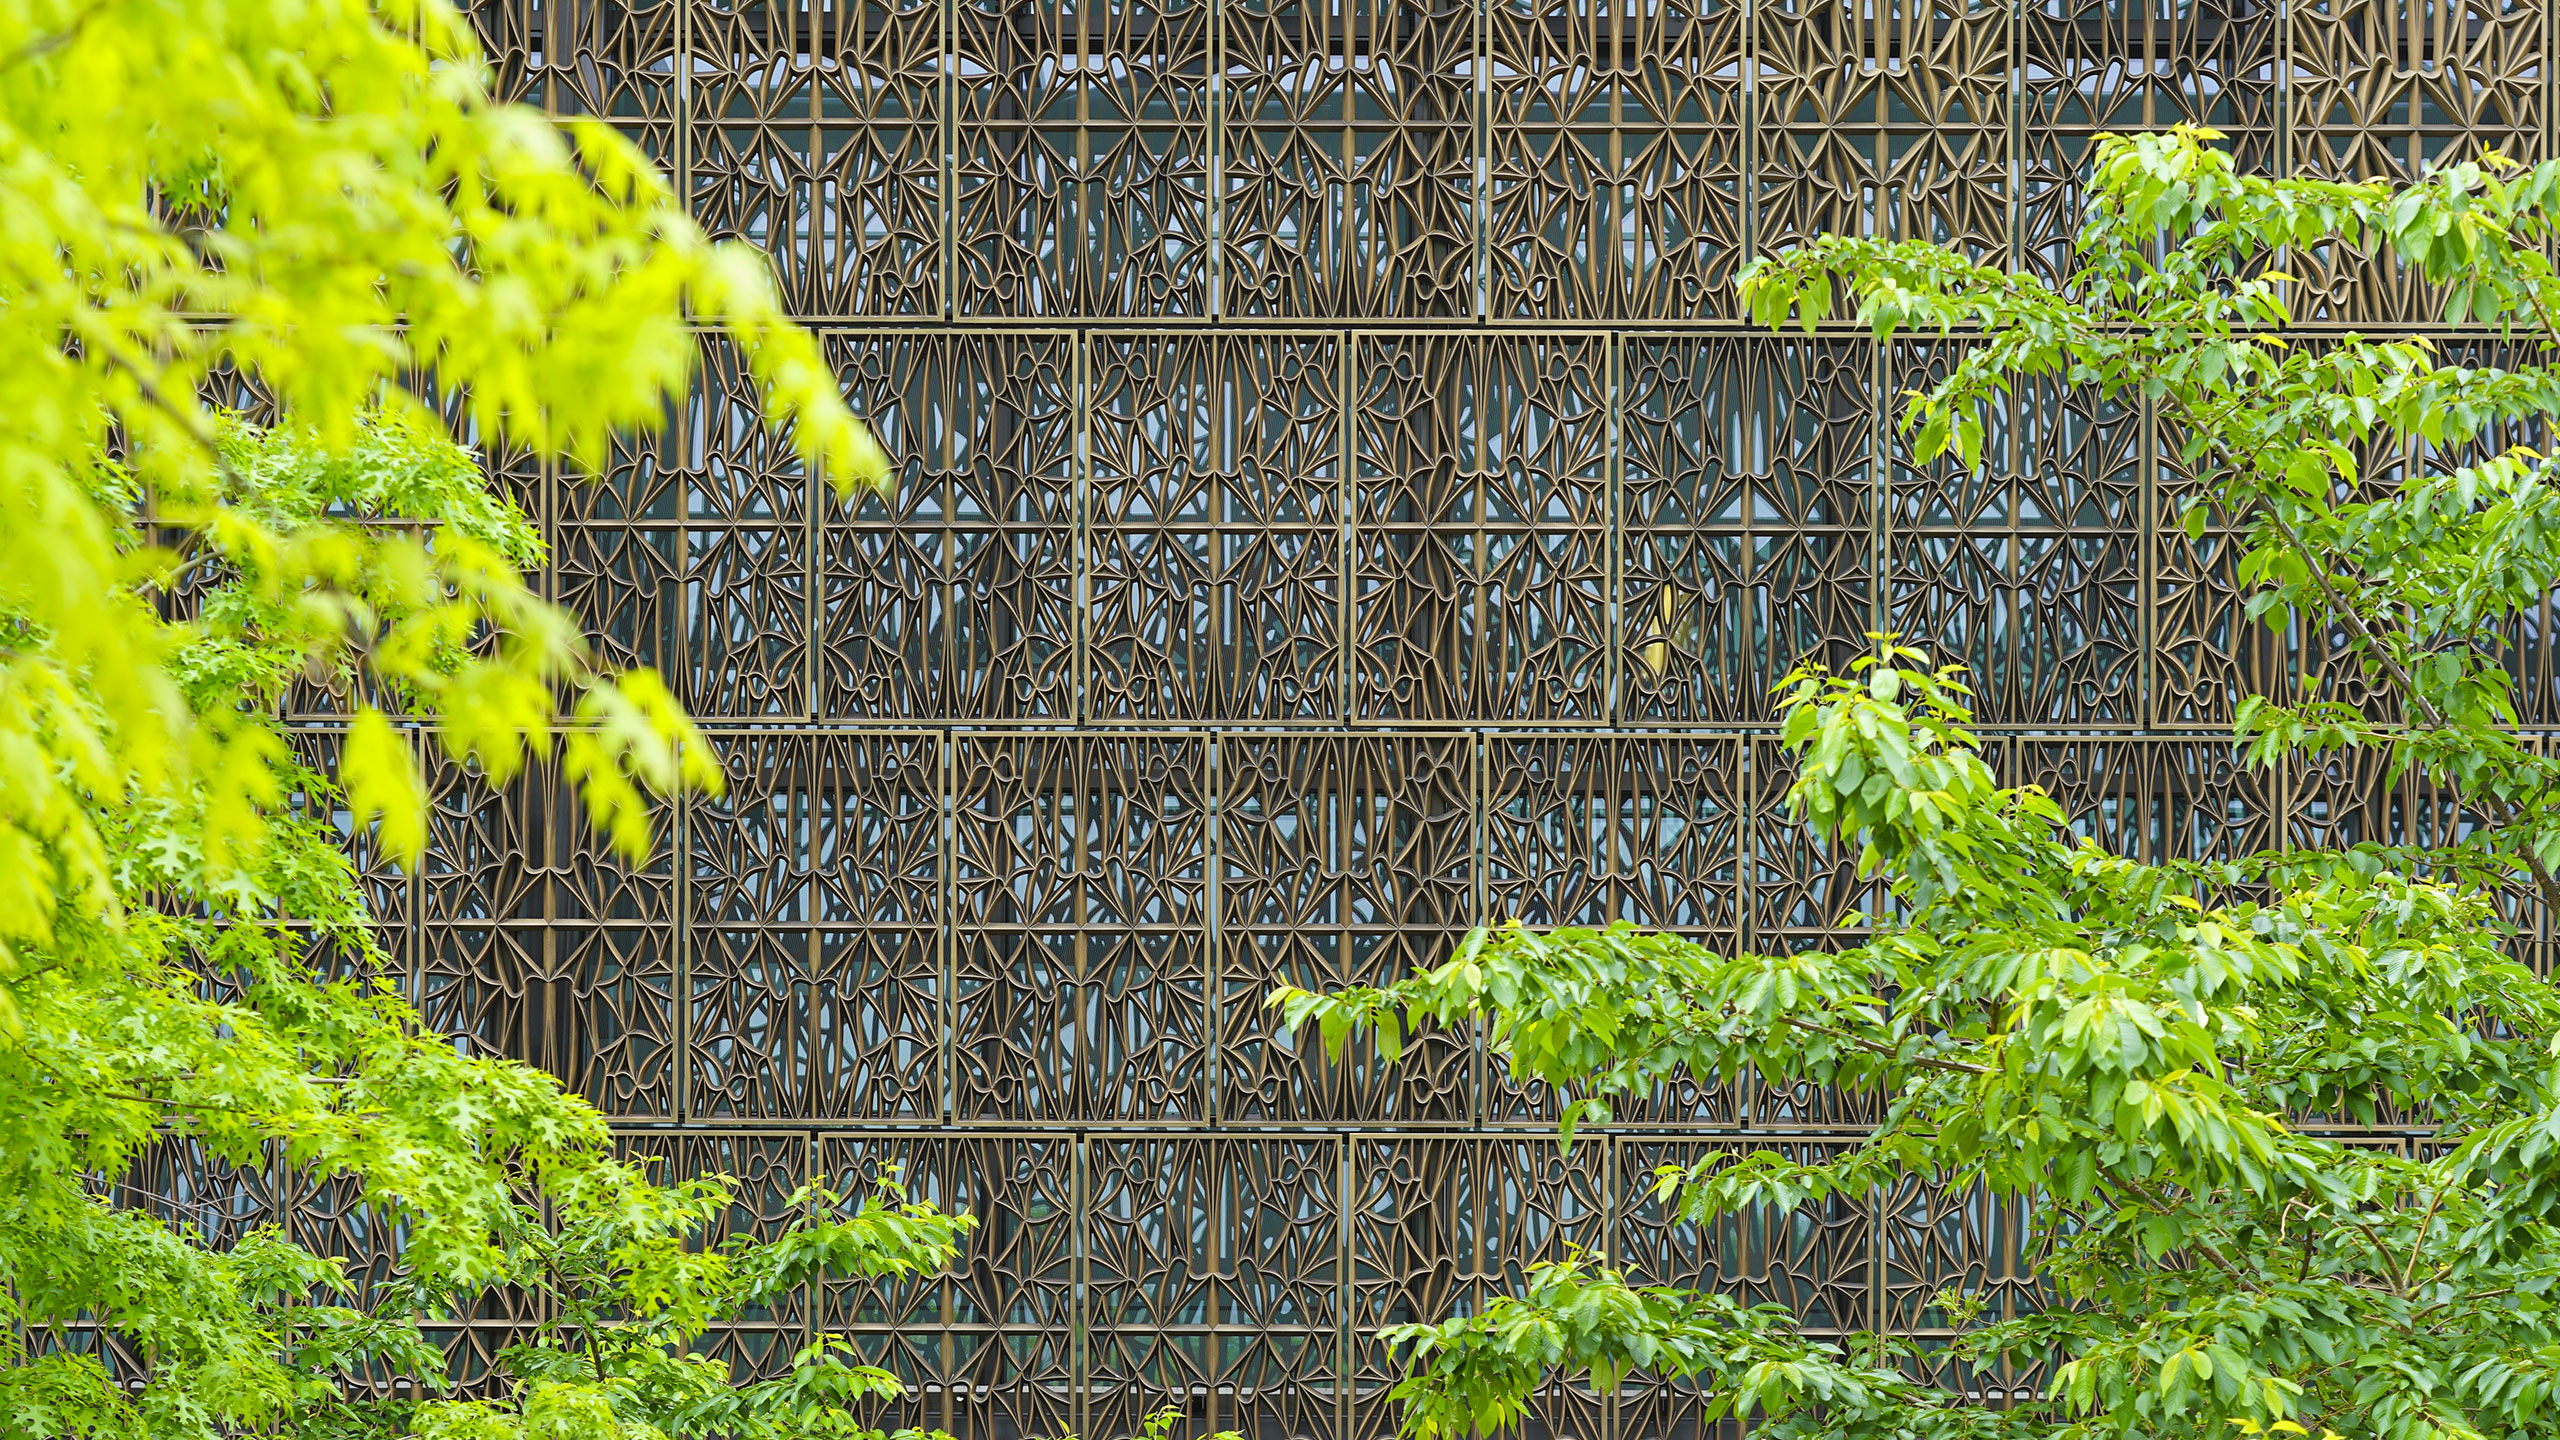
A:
1281,128,2560,1440
0,1,944,1436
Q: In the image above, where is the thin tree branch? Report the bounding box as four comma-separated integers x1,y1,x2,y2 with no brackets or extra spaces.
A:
1776,1015,1994,1077
2108,1173,2252,1288
2397,1187,2448,1296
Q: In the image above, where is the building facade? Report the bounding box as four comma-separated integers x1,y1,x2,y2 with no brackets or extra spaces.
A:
366,1,2560,1437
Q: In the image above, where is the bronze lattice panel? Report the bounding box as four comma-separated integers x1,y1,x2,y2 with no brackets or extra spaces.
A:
471,0,2554,325
218,3,2560,1434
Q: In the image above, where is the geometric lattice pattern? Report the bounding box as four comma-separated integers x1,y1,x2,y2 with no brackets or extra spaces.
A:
266,1,2560,1436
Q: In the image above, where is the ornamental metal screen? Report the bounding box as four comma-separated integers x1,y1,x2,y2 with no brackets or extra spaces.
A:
211,0,2560,1435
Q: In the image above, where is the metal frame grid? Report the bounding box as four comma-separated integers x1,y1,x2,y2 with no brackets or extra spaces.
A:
306,707,2525,1438
474,0,2552,327
353,326,2560,735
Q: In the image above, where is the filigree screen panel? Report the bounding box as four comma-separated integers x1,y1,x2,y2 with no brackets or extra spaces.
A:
285,728,411,989
1881,1176,2045,1334
552,338,817,719
2005,738,2278,867
1353,334,1611,721
812,1134,949,1437
2286,741,2544,962
822,331,1078,719
1217,735,1475,1122
1480,736,1745,1125
2283,737,2539,983
935,1134,1082,1440
690,0,945,316
1481,737,1743,934
682,1134,815,1384
1485,0,1744,318
1745,728,1917,1132
955,0,1213,314
115,1143,288,1263
1084,1138,1345,1440
419,753,677,1118
1883,1178,2053,1408
1088,332,1346,720
1586,1140,1875,1436
1887,343,2144,726
2154,330,2513,733
1222,0,1478,317
2018,0,2280,283
2150,413,2293,729
550,417,683,709
2290,0,2548,322
951,735,1211,1121
1619,335,1876,722
2400,341,2557,724
1346,1138,1608,1440
1753,0,2011,262
1616,1140,1875,1334
621,1131,816,1351
472,0,679,163
687,730,945,1119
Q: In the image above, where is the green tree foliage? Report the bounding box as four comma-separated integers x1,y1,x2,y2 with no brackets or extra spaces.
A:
2,0,890,934
1032,1405,1244,1440
0,0,947,1435
365,1172,970,1440
1278,128,2560,1440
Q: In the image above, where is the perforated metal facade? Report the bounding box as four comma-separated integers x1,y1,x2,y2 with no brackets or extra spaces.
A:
293,0,2560,1434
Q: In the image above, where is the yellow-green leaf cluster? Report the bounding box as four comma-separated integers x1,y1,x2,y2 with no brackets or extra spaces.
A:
0,1,955,1436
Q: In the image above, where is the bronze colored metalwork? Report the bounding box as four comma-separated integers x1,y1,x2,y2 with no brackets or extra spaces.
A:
824,331,1081,718
1351,333,1612,720
694,0,947,316
1487,0,1747,318
686,731,946,1119
956,0,1214,314
1886,343,2144,725
2018,0,2280,281
949,734,1213,1120
1087,333,1345,720
419,749,680,1119
170,0,2559,1433
1224,0,1476,317
2290,0,2547,319
1619,336,1875,722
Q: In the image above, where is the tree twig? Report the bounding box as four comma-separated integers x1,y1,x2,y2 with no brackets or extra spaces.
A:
1775,1015,1994,1077
2397,1187,2447,1295
2110,1173,2253,1288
